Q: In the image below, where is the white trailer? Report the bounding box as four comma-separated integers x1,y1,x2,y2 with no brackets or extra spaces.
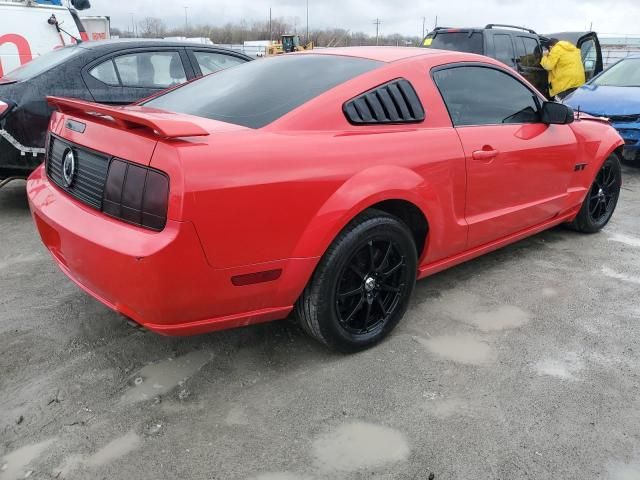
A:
0,0,107,77
79,15,110,42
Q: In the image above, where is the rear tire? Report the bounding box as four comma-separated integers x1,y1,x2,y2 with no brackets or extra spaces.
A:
568,153,622,233
296,210,418,352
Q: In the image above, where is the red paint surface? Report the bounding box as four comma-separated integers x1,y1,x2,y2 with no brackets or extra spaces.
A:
0,33,32,78
28,49,624,336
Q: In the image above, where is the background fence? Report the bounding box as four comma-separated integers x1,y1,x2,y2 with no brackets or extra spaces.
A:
600,35,640,67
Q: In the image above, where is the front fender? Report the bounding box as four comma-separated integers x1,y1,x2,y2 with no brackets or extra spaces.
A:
291,165,431,260
564,121,624,212
595,126,624,165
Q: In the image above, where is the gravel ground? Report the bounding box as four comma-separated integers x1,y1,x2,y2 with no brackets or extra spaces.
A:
1,166,640,480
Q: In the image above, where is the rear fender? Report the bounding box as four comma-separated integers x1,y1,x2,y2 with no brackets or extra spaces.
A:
291,165,430,260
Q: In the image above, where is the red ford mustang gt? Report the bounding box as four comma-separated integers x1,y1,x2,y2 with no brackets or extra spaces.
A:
28,47,623,352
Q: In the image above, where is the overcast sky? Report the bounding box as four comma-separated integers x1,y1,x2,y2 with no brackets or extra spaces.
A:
87,0,640,38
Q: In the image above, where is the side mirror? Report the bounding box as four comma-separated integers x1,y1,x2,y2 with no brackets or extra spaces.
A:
541,101,574,125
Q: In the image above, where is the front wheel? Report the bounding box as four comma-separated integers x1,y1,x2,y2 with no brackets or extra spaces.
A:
569,153,622,233
296,210,418,352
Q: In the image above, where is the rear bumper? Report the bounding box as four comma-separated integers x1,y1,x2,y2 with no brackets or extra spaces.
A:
27,165,316,336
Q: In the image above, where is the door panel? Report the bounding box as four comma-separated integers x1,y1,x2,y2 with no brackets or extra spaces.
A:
432,64,578,249
457,124,577,247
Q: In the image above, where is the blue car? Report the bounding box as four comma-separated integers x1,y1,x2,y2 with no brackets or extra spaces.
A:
565,56,640,163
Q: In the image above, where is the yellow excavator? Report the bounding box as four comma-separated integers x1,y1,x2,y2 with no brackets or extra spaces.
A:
266,34,313,56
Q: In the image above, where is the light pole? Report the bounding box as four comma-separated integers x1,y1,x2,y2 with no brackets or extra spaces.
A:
130,12,135,37
374,18,382,46
183,6,188,34
306,0,309,44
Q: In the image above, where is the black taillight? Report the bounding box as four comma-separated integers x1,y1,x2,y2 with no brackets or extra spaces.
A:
102,159,169,231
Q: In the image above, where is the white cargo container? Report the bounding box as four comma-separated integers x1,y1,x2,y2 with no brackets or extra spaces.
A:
0,0,107,77
79,15,110,42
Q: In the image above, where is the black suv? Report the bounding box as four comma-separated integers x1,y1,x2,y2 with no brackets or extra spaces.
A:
422,25,603,97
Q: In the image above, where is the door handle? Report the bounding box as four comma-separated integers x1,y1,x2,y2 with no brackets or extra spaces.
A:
472,147,499,161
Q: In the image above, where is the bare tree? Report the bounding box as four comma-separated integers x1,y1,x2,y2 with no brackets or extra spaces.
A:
138,17,167,38
136,17,420,47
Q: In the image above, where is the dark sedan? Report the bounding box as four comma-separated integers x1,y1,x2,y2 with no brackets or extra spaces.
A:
0,39,251,181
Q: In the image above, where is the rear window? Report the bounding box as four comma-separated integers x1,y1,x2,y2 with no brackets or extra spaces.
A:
424,32,484,55
144,54,382,128
2,46,81,82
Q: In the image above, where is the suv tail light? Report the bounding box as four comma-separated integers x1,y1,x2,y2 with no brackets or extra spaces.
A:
102,159,169,231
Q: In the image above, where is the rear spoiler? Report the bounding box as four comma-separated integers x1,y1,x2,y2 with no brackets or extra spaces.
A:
47,96,209,138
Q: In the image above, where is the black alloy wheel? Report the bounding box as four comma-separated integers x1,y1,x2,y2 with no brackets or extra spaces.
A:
569,153,622,233
335,239,407,336
588,160,618,224
296,210,418,352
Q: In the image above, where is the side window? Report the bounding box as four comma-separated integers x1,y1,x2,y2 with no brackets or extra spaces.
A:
580,39,597,79
493,34,515,67
193,51,245,75
433,66,541,126
517,37,542,67
113,51,186,88
89,59,119,85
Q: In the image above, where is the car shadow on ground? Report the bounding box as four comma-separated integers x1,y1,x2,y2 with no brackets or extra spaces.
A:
0,180,29,215
61,221,577,379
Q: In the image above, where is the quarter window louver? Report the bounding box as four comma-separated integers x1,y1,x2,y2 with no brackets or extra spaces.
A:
343,79,425,125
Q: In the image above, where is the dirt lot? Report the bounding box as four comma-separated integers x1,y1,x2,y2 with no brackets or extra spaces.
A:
1,166,640,480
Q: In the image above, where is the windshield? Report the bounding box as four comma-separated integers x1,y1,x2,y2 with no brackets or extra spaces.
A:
1,46,81,82
424,32,484,55
144,54,382,128
592,58,640,87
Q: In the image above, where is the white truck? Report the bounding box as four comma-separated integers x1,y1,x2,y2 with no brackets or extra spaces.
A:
0,0,109,77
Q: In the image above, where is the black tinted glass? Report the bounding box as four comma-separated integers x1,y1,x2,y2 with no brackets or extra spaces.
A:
144,55,381,128
428,32,483,54
433,66,541,126
494,34,515,67
518,37,542,67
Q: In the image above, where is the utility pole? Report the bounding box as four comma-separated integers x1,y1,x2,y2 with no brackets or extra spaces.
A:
306,0,309,44
269,8,272,41
422,16,426,39
130,13,135,37
373,18,382,46
183,6,188,34
434,15,438,29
